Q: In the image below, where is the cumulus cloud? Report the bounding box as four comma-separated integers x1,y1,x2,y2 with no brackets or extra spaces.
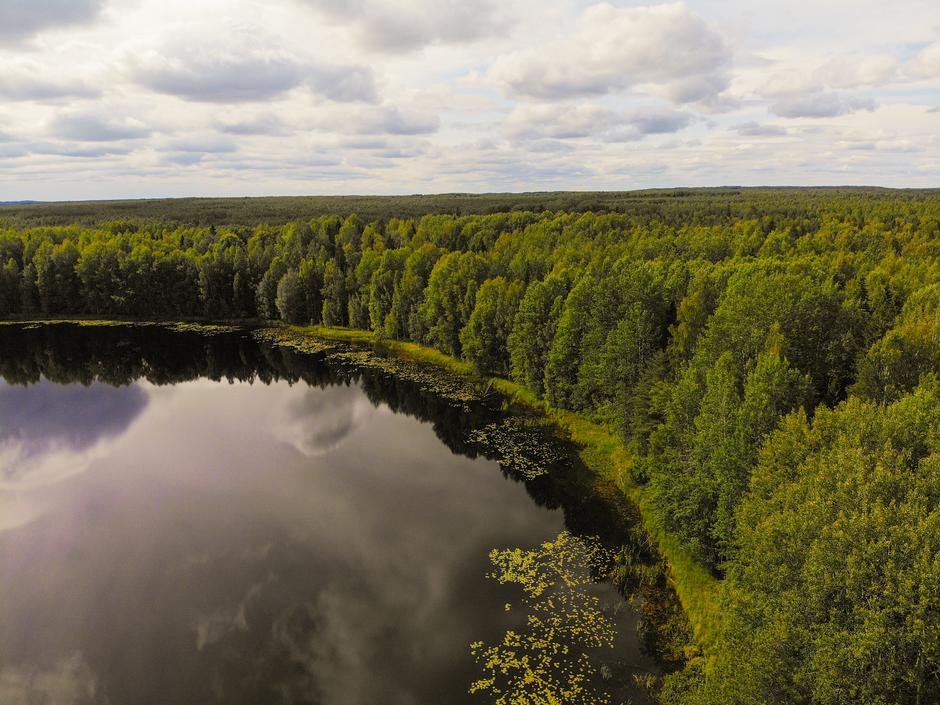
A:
0,64,99,101
734,121,787,136
489,2,731,103
297,0,504,52
0,0,103,45
161,135,238,154
32,143,135,158
217,114,292,136
49,112,151,142
130,51,306,103
815,56,900,89
307,65,379,103
346,105,440,135
770,92,877,118
907,41,940,79
128,40,377,104
505,103,691,141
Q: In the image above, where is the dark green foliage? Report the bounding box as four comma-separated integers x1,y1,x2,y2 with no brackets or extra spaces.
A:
418,251,489,356
854,284,940,402
2,188,940,703
690,380,940,705
275,269,305,324
460,277,524,375
508,276,569,396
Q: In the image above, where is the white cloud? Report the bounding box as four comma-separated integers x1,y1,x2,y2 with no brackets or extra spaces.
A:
131,53,304,103
734,121,787,136
815,56,900,88
49,112,151,142
907,41,940,79
0,62,100,101
127,32,378,104
505,103,692,141
323,104,441,136
489,2,731,103
0,0,103,45
296,0,505,52
770,91,877,118
0,0,937,196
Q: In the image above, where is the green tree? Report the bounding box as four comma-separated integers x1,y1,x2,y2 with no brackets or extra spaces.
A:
275,269,306,324
508,276,569,396
419,251,489,356
0,258,22,316
460,277,524,375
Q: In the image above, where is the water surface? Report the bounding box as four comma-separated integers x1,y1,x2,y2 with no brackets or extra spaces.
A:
0,324,661,705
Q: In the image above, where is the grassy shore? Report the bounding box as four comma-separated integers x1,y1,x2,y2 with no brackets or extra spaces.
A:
1,317,721,654
288,323,721,654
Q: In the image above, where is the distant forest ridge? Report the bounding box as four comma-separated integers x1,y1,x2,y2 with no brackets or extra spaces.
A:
2,187,940,703
2,187,938,227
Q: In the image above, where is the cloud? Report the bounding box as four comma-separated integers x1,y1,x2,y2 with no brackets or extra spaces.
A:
274,385,375,456
505,103,691,141
770,91,878,118
129,40,378,104
628,107,693,134
32,143,135,158
217,114,292,136
49,112,151,141
0,0,103,45
0,653,98,705
815,56,900,89
307,64,379,103
130,50,306,103
907,41,940,79
489,2,730,103
161,135,238,154
0,381,148,487
734,121,787,137
347,105,440,135
0,64,99,101
297,0,503,52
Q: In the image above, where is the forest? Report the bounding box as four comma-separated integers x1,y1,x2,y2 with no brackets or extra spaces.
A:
1,188,939,704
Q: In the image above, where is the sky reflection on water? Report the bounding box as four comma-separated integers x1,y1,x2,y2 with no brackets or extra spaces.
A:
0,327,658,705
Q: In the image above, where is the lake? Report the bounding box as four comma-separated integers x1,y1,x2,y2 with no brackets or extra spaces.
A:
0,323,665,705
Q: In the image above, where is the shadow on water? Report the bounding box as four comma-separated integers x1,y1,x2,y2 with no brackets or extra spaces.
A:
0,323,689,704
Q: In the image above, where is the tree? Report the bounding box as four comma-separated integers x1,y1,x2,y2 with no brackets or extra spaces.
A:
460,277,524,375
544,278,598,409
321,259,347,326
694,380,940,705
391,243,441,341
508,276,569,396
257,256,288,319
276,269,306,324
418,251,488,356
855,284,940,403
0,258,21,316
368,248,408,336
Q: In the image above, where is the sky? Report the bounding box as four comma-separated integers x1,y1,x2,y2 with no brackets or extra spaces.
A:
0,0,938,199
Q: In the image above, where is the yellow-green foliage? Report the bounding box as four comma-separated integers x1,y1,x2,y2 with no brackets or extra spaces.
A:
469,531,616,705
296,324,722,652
0,319,237,334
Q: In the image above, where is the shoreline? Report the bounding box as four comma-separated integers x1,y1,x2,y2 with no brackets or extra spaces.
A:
288,323,721,657
1,317,721,658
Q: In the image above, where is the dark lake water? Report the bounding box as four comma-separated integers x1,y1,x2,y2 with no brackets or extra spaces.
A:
0,324,663,705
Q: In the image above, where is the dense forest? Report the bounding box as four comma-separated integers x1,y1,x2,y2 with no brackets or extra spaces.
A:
1,188,939,703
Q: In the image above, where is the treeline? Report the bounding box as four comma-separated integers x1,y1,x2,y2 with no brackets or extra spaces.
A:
2,187,934,228
2,190,940,703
